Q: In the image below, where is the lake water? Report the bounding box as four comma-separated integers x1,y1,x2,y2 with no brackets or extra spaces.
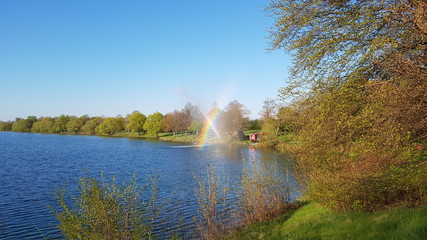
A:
0,131,298,239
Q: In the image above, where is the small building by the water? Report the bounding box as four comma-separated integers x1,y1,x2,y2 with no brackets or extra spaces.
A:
249,132,262,142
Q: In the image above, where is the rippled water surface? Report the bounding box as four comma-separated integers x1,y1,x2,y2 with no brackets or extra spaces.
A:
0,132,297,239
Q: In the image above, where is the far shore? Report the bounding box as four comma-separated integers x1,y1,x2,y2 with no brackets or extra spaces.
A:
1,130,263,148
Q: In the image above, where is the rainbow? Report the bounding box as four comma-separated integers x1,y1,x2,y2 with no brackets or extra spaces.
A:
196,108,222,146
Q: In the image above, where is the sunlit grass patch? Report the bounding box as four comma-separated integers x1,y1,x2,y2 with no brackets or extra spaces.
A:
228,202,427,240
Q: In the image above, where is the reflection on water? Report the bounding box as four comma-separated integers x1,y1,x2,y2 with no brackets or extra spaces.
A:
0,132,298,239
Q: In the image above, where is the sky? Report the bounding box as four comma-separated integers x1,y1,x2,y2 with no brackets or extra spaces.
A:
0,0,292,121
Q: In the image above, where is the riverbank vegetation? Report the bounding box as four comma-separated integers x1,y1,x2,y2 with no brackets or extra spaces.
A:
194,158,293,239
53,157,292,239
0,101,258,143
223,0,427,237
257,0,427,212
53,173,167,240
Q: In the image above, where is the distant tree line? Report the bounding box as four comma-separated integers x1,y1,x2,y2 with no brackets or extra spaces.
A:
0,101,260,139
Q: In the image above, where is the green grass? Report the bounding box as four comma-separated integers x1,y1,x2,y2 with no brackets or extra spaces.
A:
228,202,427,240
110,132,147,138
159,132,198,142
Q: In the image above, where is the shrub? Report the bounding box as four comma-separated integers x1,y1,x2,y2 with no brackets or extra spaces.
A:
291,79,427,211
53,173,167,240
194,157,293,239
194,165,232,240
236,157,291,225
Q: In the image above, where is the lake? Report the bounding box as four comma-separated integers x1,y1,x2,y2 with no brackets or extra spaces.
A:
0,132,298,239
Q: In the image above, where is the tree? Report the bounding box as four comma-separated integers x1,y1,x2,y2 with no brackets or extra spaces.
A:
26,116,37,130
81,117,103,134
260,99,278,120
162,110,189,136
66,117,83,133
11,119,30,132
116,115,126,131
260,100,297,139
268,0,427,211
11,116,47,133
143,112,163,139
126,111,146,134
79,115,90,126
247,119,261,131
189,120,202,135
54,115,71,133
182,102,203,122
31,117,54,133
220,100,250,137
0,121,13,131
268,0,427,97
276,106,298,133
260,99,281,139
162,113,175,135
96,117,123,135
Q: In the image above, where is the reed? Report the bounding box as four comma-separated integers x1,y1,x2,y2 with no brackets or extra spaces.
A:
194,156,293,239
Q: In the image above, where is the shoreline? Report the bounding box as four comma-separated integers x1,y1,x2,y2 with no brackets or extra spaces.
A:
1,130,263,148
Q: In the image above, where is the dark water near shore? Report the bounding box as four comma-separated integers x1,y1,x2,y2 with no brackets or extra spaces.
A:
0,131,298,239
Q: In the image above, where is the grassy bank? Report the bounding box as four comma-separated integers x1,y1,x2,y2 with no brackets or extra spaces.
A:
228,202,427,240
158,132,198,143
158,130,264,144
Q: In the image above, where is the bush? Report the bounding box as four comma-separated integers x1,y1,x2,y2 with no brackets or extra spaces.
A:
194,157,293,239
236,158,291,225
53,173,167,240
194,165,232,240
291,79,427,211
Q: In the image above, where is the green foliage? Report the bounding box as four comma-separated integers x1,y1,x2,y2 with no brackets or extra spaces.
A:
12,118,30,132
143,112,163,139
159,131,198,142
189,120,202,135
81,117,103,134
287,79,427,211
116,115,126,131
228,202,427,240
267,0,425,97
26,116,37,129
260,99,298,141
0,121,13,131
96,118,123,135
53,173,166,240
67,117,83,133
126,111,146,134
54,115,71,133
247,120,260,131
261,118,278,141
31,117,54,133
79,115,90,125
268,0,427,211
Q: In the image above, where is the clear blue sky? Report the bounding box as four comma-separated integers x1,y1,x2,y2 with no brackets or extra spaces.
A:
0,0,291,121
